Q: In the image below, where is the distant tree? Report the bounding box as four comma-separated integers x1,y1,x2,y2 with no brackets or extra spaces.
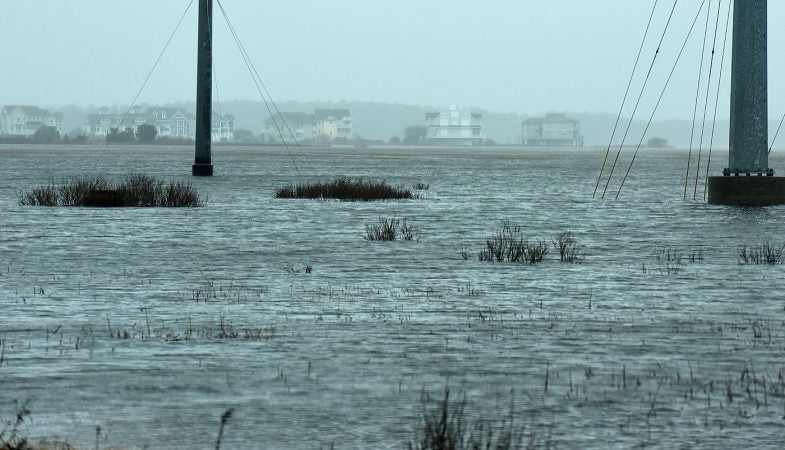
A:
388,136,401,145
233,128,255,142
106,127,135,144
647,137,669,148
136,124,158,144
403,125,426,145
33,126,60,143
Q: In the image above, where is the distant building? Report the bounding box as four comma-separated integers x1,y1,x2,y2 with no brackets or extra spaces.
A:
314,109,353,140
425,106,484,146
263,109,353,143
263,112,316,143
1,105,62,137
83,106,233,141
212,112,234,142
521,113,583,147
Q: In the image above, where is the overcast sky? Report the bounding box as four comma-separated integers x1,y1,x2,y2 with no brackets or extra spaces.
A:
3,1,784,119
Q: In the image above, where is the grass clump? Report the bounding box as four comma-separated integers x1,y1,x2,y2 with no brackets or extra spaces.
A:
364,217,418,241
275,177,413,201
18,173,203,207
553,231,584,264
478,220,548,264
737,242,784,265
406,388,538,450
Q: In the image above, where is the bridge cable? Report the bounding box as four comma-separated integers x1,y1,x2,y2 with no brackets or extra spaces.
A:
693,0,722,200
769,112,785,155
616,0,708,200
601,0,680,199
684,0,713,200
703,1,732,200
593,0,659,198
216,0,311,179
91,0,195,172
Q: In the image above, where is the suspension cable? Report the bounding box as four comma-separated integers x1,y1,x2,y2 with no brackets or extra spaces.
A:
703,1,732,200
91,0,195,172
215,0,306,178
615,0,708,200
693,0,722,200
769,113,785,155
601,0,680,199
593,0,659,198
684,0,712,199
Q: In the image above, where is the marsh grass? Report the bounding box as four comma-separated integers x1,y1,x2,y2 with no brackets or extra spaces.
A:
553,231,583,264
477,220,548,264
275,177,413,201
406,388,537,450
737,243,784,265
364,217,419,241
18,174,203,207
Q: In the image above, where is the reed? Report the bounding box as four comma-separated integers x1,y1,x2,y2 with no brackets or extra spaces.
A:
737,243,784,265
477,220,548,264
275,177,413,201
364,217,418,241
553,231,584,263
18,173,203,207
406,388,533,450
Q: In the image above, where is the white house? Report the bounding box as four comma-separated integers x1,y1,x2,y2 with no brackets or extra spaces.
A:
425,106,484,146
264,112,316,143
521,113,583,147
83,106,234,141
1,105,62,137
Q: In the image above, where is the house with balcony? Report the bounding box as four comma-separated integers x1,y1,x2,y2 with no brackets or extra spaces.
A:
83,106,233,141
314,109,353,140
425,106,484,146
1,105,62,137
521,113,583,147
263,112,316,143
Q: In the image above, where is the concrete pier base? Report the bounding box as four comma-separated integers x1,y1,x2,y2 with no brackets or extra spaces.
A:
192,163,213,177
707,176,785,205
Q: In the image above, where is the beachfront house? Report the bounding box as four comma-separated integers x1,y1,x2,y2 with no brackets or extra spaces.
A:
425,106,484,146
0,105,62,137
521,113,584,147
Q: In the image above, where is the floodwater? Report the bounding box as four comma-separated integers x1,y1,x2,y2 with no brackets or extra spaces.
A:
2,144,785,449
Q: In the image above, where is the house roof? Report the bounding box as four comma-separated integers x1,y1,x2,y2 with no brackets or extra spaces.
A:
523,113,578,125
314,109,350,122
3,105,54,117
266,112,315,127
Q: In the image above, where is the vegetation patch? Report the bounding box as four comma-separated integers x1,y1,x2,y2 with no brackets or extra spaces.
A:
275,177,413,201
18,173,204,207
477,220,549,264
364,217,418,241
737,242,784,265
553,231,584,264
406,388,539,450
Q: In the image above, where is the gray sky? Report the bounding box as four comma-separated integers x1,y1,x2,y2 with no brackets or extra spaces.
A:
2,1,784,119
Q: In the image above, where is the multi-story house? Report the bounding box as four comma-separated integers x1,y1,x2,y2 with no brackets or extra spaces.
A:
83,106,234,141
314,109,353,140
212,112,234,142
263,112,316,143
425,106,484,146
1,105,62,137
521,113,584,147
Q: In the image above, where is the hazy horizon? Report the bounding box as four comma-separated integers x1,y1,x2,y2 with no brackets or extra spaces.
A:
3,1,785,120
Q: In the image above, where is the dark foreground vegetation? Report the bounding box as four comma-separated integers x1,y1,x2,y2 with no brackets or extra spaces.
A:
275,177,413,201
18,173,203,207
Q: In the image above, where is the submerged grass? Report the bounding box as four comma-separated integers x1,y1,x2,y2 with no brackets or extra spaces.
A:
18,173,203,207
406,388,539,450
477,220,549,264
364,217,418,241
275,177,413,201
